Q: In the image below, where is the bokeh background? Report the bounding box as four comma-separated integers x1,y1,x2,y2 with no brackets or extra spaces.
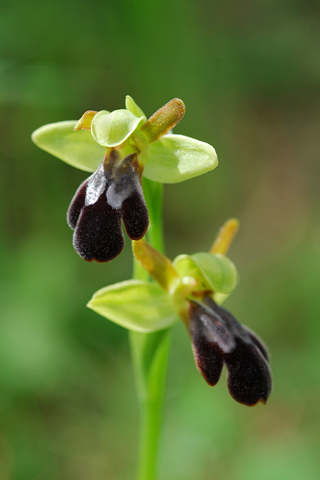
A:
1,0,320,479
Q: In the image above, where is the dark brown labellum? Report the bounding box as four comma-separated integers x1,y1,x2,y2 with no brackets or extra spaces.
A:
188,296,272,406
67,153,149,262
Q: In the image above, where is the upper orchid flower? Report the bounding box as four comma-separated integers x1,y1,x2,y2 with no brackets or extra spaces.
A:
87,219,272,406
32,96,218,262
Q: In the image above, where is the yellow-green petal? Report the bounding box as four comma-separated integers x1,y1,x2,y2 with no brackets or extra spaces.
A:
87,280,179,333
91,109,145,147
173,253,237,294
141,134,218,183
31,120,105,172
173,254,209,292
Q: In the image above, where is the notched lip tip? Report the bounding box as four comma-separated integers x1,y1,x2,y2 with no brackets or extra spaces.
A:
128,230,148,241
228,391,269,407
251,396,268,407
82,256,95,263
85,255,120,264
242,396,268,407
80,251,122,263
206,380,220,387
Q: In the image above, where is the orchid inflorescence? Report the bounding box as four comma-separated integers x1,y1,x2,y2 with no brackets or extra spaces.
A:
32,96,272,406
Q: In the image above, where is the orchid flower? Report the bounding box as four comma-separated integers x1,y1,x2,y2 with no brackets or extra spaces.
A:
87,219,272,406
32,97,217,262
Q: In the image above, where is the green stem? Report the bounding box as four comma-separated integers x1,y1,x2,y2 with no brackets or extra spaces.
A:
143,178,164,253
130,328,170,480
130,178,171,480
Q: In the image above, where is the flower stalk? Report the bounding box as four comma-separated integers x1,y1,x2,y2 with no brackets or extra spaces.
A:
130,179,170,480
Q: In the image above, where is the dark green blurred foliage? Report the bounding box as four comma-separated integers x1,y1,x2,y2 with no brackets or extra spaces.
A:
1,0,320,478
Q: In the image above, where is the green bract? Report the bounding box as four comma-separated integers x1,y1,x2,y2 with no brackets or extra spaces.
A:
32,96,218,184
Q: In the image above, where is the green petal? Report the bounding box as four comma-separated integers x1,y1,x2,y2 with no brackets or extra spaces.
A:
192,253,237,293
87,280,179,333
173,253,237,294
213,292,230,305
141,134,218,183
74,110,99,131
91,109,145,147
173,254,209,292
125,95,146,120
31,120,105,172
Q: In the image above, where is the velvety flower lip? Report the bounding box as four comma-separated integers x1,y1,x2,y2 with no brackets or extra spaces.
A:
67,151,149,262
188,296,272,406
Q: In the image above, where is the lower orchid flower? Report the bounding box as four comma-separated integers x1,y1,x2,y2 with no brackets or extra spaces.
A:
87,219,272,406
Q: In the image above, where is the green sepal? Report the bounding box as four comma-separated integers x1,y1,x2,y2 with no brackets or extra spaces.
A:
173,252,237,294
87,280,179,333
31,120,105,172
125,95,146,120
132,240,180,293
91,109,145,147
141,134,218,183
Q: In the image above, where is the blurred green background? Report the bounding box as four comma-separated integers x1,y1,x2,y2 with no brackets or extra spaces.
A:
1,0,320,479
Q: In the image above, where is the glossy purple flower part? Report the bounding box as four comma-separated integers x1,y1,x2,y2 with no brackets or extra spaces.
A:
188,296,272,406
67,151,149,262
